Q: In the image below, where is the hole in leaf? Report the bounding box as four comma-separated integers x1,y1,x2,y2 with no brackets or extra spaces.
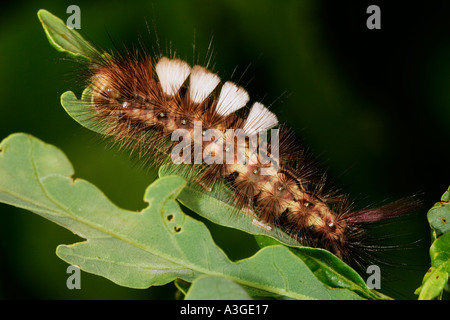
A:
167,214,174,221
441,218,447,223
174,226,181,233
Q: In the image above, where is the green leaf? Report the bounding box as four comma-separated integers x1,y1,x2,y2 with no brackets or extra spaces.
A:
416,186,450,300
416,233,450,300
60,89,105,134
37,9,100,60
427,186,450,240
431,230,450,266
185,276,252,300
0,133,367,299
254,235,382,300
441,187,450,202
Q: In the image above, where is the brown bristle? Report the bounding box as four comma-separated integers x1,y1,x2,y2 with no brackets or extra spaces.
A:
343,197,422,225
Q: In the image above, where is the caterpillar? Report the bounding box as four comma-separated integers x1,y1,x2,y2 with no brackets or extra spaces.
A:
45,13,420,272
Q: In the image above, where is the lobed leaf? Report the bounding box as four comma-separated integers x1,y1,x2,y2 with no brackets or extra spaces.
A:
0,133,368,299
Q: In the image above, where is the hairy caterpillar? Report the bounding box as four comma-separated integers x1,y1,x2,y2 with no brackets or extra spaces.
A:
44,12,421,273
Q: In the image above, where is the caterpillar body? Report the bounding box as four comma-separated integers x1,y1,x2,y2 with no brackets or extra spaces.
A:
48,21,420,271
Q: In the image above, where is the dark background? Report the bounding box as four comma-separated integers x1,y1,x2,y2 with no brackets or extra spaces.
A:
0,0,449,299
